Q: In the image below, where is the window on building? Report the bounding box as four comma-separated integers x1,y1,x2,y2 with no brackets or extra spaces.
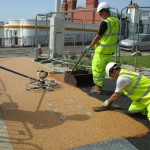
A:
14,31,17,36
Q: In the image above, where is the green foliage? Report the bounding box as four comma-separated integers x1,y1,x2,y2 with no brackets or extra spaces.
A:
69,55,92,71
69,54,150,71
112,56,150,68
75,57,92,70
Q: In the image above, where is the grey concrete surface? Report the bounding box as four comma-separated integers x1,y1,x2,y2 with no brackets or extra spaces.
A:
69,137,138,150
0,110,13,150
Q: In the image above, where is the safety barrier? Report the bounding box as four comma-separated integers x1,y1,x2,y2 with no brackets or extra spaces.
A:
118,6,150,71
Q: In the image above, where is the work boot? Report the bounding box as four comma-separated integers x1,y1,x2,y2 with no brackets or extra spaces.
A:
90,84,102,94
128,110,141,114
126,110,141,116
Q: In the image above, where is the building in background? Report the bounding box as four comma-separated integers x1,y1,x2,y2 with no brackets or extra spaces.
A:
61,0,100,24
127,0,150,36
0,0,149,47
1,19,48,47
0,22,4,46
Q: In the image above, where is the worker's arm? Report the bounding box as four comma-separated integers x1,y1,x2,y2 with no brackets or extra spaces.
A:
89,34,101,48
89,21,107,48
108,92,122,103
103,77,132,107
85,21,107,51
103,92,122,107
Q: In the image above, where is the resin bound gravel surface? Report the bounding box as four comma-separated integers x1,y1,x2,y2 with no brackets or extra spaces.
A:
0,57,149,150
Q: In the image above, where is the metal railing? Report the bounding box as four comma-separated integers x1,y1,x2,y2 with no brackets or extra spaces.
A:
118,6,150,71
1,6,150,73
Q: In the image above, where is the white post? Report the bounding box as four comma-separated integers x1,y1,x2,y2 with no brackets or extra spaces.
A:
56,0,61,12
49,0,65,58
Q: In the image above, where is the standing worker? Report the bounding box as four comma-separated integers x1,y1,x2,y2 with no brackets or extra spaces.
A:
85,2,120,94
103,62,150,121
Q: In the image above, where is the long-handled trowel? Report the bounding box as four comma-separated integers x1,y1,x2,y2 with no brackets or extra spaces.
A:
70,50,87,74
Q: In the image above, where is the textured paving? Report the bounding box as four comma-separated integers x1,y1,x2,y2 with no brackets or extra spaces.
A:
0,56,149,150
81,82,150,150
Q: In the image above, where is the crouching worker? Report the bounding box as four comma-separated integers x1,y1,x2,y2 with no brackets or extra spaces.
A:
103,62,150,121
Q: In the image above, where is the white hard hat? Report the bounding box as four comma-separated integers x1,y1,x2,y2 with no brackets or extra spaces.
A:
97,2,110,12
105,62,117,77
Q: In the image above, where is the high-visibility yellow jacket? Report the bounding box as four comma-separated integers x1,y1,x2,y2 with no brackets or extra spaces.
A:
95,16,119,55
119,69,150,105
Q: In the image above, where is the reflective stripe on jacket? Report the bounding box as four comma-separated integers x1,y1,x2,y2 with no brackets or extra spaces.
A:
95,16,119,55
119,69,150,104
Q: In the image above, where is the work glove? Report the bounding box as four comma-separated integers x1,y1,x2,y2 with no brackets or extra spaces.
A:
103,99,111,107
84,46,91,52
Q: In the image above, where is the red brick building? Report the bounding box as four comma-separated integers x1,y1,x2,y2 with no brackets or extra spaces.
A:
61,0,101,24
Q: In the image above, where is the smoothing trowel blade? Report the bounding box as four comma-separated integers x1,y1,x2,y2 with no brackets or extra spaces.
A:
92,105,121,112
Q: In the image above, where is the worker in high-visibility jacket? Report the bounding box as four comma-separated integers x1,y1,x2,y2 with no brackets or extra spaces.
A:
103,62,150,121
85,2,120,94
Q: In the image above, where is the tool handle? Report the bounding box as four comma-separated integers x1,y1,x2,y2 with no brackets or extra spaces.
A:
70,51,87,74
0,66,37,81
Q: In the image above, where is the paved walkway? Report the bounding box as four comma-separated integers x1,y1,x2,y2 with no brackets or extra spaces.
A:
0,56,149,150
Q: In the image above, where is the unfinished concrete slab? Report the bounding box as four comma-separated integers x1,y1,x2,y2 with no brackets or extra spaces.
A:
69,137,138,150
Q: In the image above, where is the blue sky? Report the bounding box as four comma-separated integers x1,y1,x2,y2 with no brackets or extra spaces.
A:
0,0,150,22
